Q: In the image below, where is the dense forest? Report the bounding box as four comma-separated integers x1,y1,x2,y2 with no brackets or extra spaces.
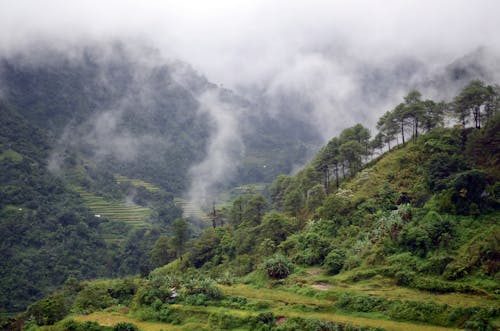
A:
2,76,499,330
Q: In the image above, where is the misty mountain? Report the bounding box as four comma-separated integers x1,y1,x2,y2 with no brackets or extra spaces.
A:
2,42,498,200
0,42,321,200
241,47,500,144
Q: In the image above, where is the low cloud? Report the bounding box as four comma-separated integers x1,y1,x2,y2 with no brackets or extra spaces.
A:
186,90,245,209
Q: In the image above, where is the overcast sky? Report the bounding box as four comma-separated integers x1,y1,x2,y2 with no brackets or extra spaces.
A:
1,0,499,88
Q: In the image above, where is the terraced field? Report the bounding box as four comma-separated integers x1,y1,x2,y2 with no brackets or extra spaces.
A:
70,261,500,330
174,198,210,223
74,283,466,331
115,175,161,192
216,182,267,204
74,186,151,229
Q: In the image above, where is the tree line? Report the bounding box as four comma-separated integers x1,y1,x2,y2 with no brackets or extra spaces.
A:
316,80,499,190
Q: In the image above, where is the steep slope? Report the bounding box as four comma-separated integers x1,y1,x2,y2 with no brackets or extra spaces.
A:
0,103,112,312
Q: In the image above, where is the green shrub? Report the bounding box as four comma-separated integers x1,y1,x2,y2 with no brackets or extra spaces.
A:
342,254,362,271
273,316,385,331
394,269,416,286
113,322,138,331
398,225,431,257
135,279,172,306
108,279,137,305
231,254,255,276
263,254,294,279
57,320,110,331
387,300,448,324
181,277,222,300
323,249,346,275
183,293,208,306
26,295,69,325
426,153,467,192
73,283,117,312
450,169,487,215
208,311,244,330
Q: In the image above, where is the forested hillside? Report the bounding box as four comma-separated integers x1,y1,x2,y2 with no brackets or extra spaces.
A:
0,42,323,313
0,43,319,192
6,80,499,331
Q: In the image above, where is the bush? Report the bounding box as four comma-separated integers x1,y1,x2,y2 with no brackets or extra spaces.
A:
398,225,431,257
387,300,448,324
181,277,223,300
450,169,487,215
73,283,117,312
273,316,385,331
395,269,416,286
113,323,138,331
57,320,110,331
135,277,173,306
263,254,294,279
26,295,69,325
208,311,244,330
323,249,346,275
426,153,467,192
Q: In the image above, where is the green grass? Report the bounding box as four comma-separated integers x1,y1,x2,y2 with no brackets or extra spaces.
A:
0,149,23,162
74,312,195,331
220,284,331,307
293,267,500,309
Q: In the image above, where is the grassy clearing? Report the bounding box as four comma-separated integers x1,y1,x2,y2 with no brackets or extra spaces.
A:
220,284,331,307
74,312,195,331
0,149,23,162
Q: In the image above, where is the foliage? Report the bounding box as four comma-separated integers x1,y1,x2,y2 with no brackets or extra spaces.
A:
171,218,189,259
263,255,294,279
112,322,138,331
450,169,487,215
323,249,346,275
26,295,69,325
337,293,499,328
73,284,117,313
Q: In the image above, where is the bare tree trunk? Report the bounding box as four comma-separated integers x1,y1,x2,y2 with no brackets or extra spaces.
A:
335,165,339,189
401,122,405,144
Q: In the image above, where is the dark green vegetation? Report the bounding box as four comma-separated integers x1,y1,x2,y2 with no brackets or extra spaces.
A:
0,43,324,314
5,79,499,331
